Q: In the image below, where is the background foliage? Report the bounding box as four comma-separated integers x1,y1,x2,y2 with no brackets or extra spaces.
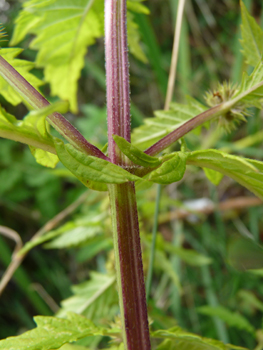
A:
1,0,263,349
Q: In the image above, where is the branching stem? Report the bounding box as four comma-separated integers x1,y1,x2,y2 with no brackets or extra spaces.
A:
0,56,109,160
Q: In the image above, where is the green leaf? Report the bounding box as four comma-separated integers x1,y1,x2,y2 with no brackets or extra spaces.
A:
186,149,263,200
0,312,113,350
240,1,263,67
203,168,224,186
238,290,263,313
0,100,70,168
54,139,140,189
19,212,107,254
29,147,59,168
26,101,68,167
148,152,186,185
58,345,88,350
233,61,263,108
198,306,255,335
153,327,248,350
127,0,150,14
163,245,212,266
113,135,161,167
11,0,148,112
0,105,56,161
131,96,207,149
0,48,43,105
154,250,181,292
44,227,101,249
227,236,263,271
57,272,118,323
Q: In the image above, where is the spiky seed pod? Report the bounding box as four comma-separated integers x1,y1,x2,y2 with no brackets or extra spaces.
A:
205,82,250,133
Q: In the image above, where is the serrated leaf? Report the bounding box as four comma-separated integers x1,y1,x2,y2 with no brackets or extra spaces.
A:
20,212,106,254
149,152,186,184
153,327,248,350
240,1,263,67
11,0,148,112
54,139,140,189
0,312,111,350
0,48,43,106
132,97,207,150
203,168,224,186
127,12,148,63
186,149,263,200
45,225,102,248
57,272,118,323
198,306,255,335
113,135,161,167
233,61,263,108
0,105,56,159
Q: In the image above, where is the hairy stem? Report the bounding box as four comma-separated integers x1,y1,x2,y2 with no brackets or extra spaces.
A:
145,102,232,156
108,183,151,349
105,0,130,164
0,55,108,160
105,0,151,348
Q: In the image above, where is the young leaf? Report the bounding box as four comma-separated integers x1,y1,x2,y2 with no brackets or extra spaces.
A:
0,48,43,106
57,272,118,323
54,139,140,189
148,152,186,185
10,0,148,112
197,306,255,335
153,327,248,350
113,134,161,167
132,97,207,150
0,312,113,350
186,149,263,200
240,1,263,67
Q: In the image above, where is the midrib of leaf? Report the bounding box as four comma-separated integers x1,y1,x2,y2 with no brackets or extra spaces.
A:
77,275,116,314
70,0,95,60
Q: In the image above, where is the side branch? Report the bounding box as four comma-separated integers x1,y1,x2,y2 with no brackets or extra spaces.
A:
144,103,232,156
0,56,109,160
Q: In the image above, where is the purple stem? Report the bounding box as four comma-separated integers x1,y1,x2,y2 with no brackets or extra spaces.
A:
0,55,109,160
144,104,224,156
105,0,151,349
105,0,131,164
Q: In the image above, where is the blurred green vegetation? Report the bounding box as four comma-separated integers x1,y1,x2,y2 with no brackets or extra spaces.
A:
1,0,263,349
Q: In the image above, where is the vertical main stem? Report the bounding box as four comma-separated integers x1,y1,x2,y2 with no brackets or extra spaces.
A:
105,0,151,348
108,183,151,349
105,0,130,164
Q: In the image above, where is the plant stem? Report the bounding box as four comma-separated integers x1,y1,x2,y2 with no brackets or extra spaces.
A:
144,103,228,156
105,0,151,348
108,183,151,349
0,55,108,160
